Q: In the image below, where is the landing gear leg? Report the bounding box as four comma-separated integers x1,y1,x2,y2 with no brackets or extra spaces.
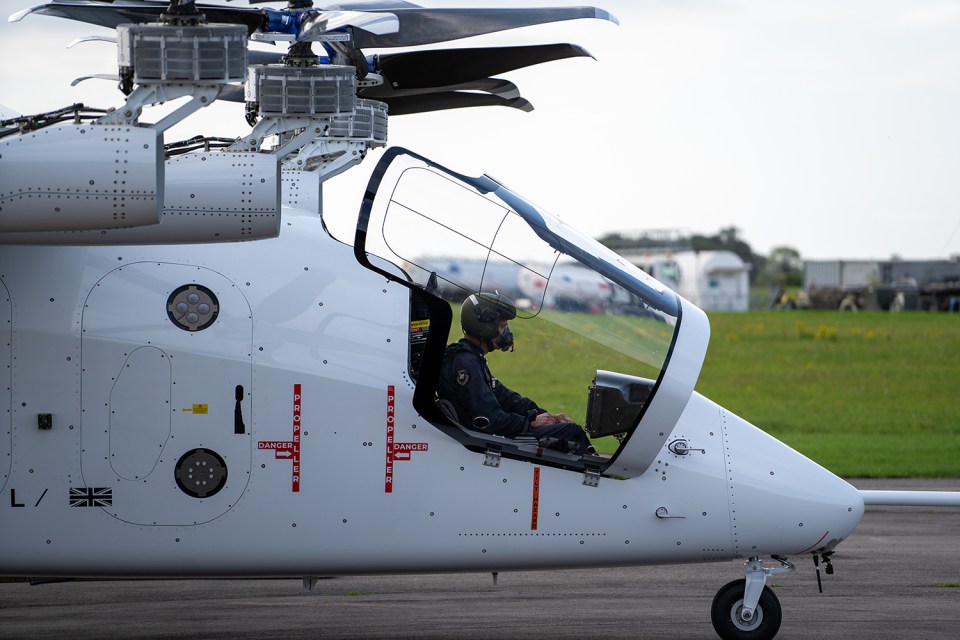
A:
710,557,792,640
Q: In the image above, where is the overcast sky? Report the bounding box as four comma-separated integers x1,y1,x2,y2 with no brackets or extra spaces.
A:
2,0,959,260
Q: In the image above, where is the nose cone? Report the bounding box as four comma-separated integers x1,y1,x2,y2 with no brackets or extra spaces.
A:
720,408,864,556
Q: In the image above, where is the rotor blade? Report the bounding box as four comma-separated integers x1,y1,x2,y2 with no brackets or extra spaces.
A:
245,0,419,6
361,77,521,100
464,78,520,100
12,3,617,49
317,1,421,9
350,6,618,48
13,1,265,33
10,1,167,29
69,73,119,86
297,9,398,42
381,92,533,116
67,34,117,47
14,2,402,40
371,43,591,93
361,78,520,101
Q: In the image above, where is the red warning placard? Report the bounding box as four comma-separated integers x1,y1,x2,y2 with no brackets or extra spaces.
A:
385,385,395,492
384,385,428,492
258,384,302,492
531,467,541,530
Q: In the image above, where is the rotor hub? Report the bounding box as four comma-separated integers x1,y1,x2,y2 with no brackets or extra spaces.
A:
247,65,356,117
117,23,248,85
328,99,387,145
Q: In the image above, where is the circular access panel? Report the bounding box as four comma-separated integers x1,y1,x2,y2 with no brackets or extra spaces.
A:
167,284,219,331
175,448,228,498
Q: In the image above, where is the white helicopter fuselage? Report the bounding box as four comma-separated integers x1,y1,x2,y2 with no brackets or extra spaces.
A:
0,204,863,577
4,6,956,639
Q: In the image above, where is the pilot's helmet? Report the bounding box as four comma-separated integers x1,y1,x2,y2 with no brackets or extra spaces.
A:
461,292,517,341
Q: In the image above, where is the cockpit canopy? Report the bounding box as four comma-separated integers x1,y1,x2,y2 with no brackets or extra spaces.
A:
356,148,709,476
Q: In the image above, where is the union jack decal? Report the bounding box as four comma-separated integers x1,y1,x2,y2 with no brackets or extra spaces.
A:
69,487,113,508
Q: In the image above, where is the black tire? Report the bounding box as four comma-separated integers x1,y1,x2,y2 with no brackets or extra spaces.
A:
710,579,782,640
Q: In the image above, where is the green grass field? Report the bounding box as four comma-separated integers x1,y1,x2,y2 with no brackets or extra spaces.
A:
697,311,960,477
484,310,960,477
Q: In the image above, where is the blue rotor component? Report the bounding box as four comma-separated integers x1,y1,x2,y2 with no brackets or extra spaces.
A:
262,8,302,35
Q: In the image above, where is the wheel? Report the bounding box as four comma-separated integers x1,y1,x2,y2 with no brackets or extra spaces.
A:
710,579,782,640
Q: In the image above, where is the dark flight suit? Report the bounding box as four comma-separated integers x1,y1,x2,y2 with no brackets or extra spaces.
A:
438,339,591,454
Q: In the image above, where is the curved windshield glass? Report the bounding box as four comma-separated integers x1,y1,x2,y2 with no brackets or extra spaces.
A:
356,148,687,462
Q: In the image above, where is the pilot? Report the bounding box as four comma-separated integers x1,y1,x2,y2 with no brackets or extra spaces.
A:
438,292,593,455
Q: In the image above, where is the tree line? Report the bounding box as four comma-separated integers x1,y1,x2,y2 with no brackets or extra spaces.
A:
598,226,803,287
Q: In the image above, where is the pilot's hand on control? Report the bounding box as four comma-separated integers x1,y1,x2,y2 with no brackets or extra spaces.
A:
531,413,554,428
531,412,571,428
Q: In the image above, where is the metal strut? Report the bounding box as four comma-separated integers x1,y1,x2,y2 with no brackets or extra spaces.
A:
740,556,795,622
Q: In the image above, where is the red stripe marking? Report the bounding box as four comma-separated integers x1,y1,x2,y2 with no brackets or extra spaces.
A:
292,384,301,493
531,467,541,530
385,385,395,493
797,530,830,554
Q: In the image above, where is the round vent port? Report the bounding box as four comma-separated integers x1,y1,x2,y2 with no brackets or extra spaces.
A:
175,448,228,498
167,284,219,332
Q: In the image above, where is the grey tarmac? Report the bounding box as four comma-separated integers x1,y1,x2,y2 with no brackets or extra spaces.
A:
1,479,958,640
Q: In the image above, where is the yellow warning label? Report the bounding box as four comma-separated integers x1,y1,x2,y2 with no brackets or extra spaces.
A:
410,319,430,331
181,404,209,414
